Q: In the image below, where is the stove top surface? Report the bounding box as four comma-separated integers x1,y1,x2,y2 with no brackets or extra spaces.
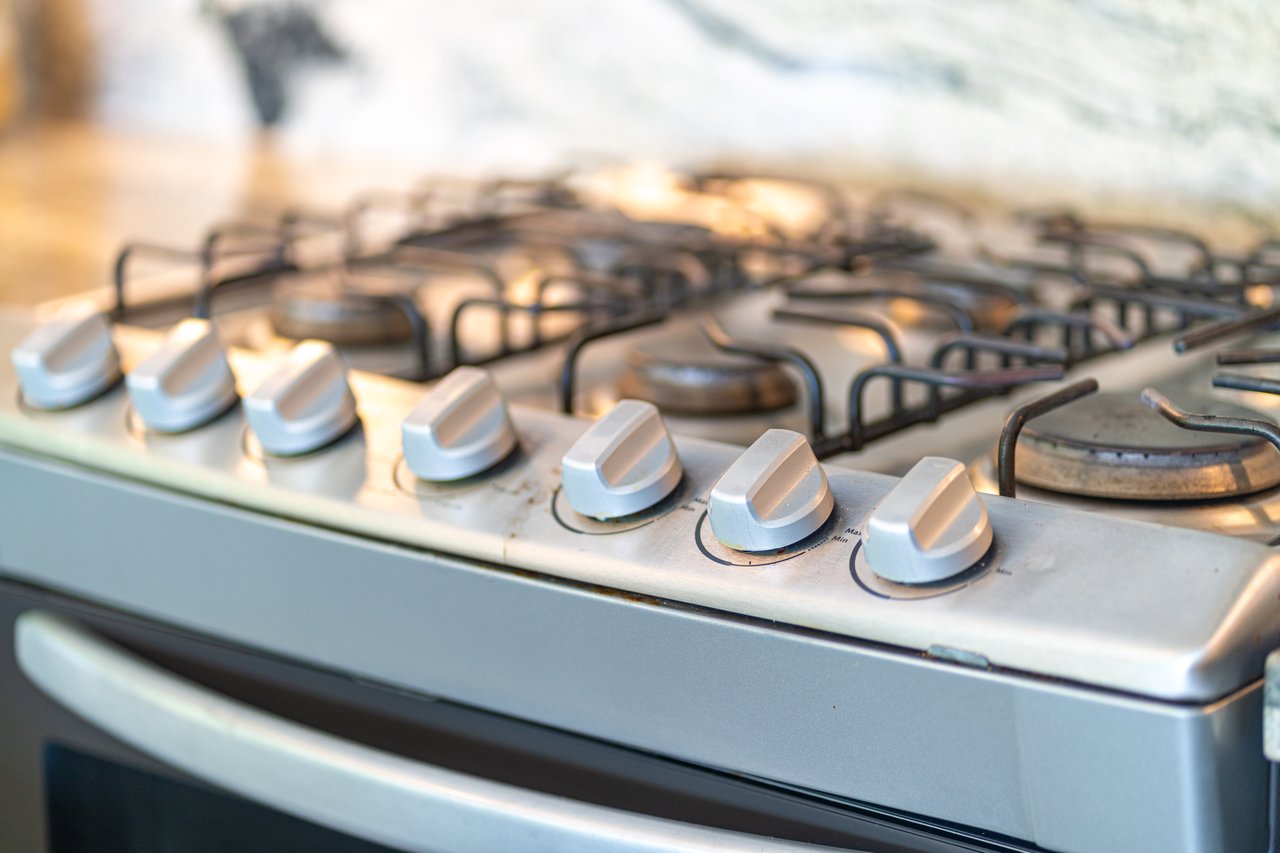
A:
8,168,1280,702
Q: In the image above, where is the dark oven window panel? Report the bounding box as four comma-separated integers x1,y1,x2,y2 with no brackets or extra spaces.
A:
45,745,397,853
1,581,1040,853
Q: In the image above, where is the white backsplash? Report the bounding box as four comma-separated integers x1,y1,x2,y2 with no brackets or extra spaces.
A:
63,0,1280,232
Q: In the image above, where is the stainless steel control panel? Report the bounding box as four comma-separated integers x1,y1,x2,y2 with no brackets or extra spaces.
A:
3,308,1278,702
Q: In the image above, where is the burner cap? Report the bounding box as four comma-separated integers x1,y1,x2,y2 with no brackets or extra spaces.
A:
271,281,412,346
618,339,797,416
1013,391,1280,500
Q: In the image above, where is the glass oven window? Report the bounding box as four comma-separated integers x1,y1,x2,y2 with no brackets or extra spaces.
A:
44,744,398,853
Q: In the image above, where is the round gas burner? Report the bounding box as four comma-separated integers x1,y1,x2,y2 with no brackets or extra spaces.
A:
1013,391,1280,501
794,271,1026,333
618,338,797,416
868,276,1025,333
271,281,412,345
914,280,1025,332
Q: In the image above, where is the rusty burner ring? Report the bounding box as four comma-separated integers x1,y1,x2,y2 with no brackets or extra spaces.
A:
999,386,1280,502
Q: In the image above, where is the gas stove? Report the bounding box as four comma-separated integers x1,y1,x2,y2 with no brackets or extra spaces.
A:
92,169,1280,533
4,169,1280,852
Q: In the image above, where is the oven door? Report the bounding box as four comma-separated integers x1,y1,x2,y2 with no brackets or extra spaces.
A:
0,581,1028,853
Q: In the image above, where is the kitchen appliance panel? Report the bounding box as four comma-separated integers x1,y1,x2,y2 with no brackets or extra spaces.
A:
0,450,1267,851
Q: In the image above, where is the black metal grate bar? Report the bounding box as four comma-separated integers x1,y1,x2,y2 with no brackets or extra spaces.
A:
1141,387,1280,451
996,379,1100,497
559,311,668,414
1172,305,1280,354
703,315,827,439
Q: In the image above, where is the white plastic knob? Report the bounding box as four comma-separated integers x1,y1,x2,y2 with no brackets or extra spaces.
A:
562,399,682,519
11,303,120,410
243,340,357,456
709,429,833,552
402,366,517,482
126,318,238,432
864,457,993,585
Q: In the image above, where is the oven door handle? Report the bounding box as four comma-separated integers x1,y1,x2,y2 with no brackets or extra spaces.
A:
16,610,849,853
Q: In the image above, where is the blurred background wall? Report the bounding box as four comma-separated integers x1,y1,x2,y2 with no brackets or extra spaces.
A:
4,1,1278,226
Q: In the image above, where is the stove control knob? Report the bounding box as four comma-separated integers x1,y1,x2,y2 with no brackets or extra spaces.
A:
562,399,682,519
126,319,238,432
709,429,833,552
244,340,357,456
11,303,120,410
402,366,516,481
864,457,993,584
